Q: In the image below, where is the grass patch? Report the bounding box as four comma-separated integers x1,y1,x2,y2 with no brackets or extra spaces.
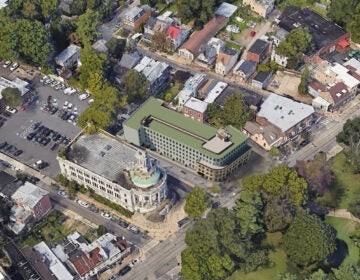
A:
228,232,294,280
331,153,360,209
325,216,360,266
225,41,243,51
19,210,98,248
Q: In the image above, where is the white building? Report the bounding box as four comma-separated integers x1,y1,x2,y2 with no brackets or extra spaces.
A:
55,44,81,69
57,132,168,213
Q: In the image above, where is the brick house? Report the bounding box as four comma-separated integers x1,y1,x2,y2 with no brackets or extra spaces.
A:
255,93,314,144
123,5,152,32
246,39,270,63
182,97,208,123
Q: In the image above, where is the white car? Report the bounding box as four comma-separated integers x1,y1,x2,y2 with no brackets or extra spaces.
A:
6,106,17,114
88,99,94,105
67,103,73,109
9,62,19,72
3,60,11,68
79,93,90,101
101,212,112,219
77,199,89,208
57,190,68,198
64,87,77,95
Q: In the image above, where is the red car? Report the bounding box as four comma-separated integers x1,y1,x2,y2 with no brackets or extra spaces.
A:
250,31,256,37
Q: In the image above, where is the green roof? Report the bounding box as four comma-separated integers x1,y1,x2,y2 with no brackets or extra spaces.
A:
124,97,248,158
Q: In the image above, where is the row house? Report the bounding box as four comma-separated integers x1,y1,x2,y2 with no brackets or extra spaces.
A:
123,5,152,32
246,38,270,63
233,59,257,81
215,48,240,76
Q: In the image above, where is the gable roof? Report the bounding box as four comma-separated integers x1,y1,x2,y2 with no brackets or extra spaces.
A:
166,25,181,39
234,59,257,75
180,16,228,56
321,82,351,105
215,2,238,18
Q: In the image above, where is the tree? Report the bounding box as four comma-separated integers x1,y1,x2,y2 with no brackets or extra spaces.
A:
298,67,310,95
181,208,266,280
336,118,360,173
151,31,171,51
295,153,334,198
283,214,336,266
269,147,280,157
331,263,360,280
76,9,100,47
276,28,313,69
184,187,211,218
70,0,86,15
328,0,357,29
105,37,126,58
233,188,264,236
307,269,328,280
123,69,149,103
97,224,108,236
40,0,58,19
222,93,252,129
348,3,360,43
1,87,22,107
263,195,295,232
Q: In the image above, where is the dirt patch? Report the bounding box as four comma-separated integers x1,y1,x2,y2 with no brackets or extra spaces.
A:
267,71,313,105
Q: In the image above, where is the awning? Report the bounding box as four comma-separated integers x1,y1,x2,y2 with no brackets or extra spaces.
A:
338,40,350,48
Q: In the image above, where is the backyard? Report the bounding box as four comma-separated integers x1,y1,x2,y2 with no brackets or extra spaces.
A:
19,210,98,248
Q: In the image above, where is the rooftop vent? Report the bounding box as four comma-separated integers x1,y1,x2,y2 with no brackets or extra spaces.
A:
104,144,112,151
336,93,342,97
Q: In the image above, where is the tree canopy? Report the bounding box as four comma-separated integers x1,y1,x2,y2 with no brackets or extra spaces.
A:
222,93,252,129
1,88,22,107
328,0,360,43
75,9,100,47
276,28,313,69
283,214,336,266
181,208,267,280
336,117,360,173
123,69,149,104
176,0,220,25
184,187,211,218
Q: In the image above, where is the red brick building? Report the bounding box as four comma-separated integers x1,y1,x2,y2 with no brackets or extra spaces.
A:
246,39,270,63
182,97,208,123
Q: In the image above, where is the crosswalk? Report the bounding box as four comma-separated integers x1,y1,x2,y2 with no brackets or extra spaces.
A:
316,116,333,127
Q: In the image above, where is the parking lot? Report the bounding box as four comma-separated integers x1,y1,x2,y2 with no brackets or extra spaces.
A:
0,66,90,178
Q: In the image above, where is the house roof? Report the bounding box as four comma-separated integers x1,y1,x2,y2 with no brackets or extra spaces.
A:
184,97,208,113
179,16,228,56
257,93,314,132
243,121,281,146
253,70,273,83
166,25,181,39
33,241,73,280
234,59,257,75
324,82,351,105
22,247,58,280
55,44,80,65
69,250,95,276
278,5,348,54
216,49,238,66
119,52,142,69
215,2,238,18
11,182,49,208
248,39,269,55
204,81,228,103
331,63,360,89
0,170,15,189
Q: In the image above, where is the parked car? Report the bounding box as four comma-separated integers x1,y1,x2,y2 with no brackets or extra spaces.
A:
101,212,112,220
79,93,90,100
118,220,129,228
129,226,140,234
6,106,17,114
57,190,68,198
88,98,95,105
76,199,89,208
250,31,256,37
3,60,11,68
118,265,131,276
9,62,19,71
13,149,23,156
90,205,99,213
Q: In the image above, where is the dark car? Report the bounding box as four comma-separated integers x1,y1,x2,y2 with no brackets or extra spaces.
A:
90,206,99,213
41,137,51,146
50,143,58,151
4,144,13,152
0,142,8,149
13,150,23,156
50,107,58,115
27,132,36,141
118,220,129,228
300,139,310,147
35,135,43,143
32,122,41,130
118,265,131,276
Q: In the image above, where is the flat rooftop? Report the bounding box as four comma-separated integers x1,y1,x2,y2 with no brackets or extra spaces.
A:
125,98,248,157
279,6,347,53
257,93,314,132
66,133,137,186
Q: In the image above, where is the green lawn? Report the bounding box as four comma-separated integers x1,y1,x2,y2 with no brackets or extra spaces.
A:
325,216,360,266
228,232,292,280
332,153,360,209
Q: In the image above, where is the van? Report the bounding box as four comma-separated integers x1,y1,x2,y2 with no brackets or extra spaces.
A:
88,98,94,105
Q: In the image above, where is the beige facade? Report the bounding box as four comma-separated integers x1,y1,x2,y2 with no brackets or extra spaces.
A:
243,0,274,18
312,61,336,85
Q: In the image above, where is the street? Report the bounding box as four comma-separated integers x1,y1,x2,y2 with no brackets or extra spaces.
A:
287,101,360,166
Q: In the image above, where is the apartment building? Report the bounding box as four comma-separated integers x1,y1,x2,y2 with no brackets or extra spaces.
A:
124,98,251,181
